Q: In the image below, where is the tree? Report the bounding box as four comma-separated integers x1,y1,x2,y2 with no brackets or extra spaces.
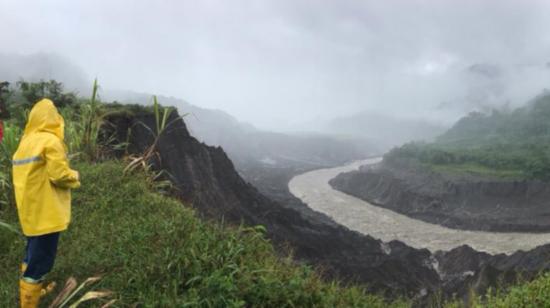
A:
16,79,76,109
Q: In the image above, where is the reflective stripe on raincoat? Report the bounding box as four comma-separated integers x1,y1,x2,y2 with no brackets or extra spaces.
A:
12,99,80,236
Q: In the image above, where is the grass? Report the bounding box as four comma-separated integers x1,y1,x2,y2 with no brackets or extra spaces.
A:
443,273,550,308
386,141,550,181
0,161,406,307
428,163,526,179
482,273,550,307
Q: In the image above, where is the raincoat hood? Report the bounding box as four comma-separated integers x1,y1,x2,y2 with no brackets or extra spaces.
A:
24,99,64,140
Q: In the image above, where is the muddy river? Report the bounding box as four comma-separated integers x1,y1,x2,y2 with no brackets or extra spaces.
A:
289,158,550,254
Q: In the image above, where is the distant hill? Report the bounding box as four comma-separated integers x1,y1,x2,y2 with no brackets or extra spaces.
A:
386,91,550,180
438,90,550,145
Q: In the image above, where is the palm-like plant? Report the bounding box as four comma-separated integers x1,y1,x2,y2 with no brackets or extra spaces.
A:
124,96,186,192
63,78,116,161
80,79,102,160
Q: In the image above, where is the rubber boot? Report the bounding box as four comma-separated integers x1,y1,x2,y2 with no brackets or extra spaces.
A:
21,263,56,296
19,279,42,308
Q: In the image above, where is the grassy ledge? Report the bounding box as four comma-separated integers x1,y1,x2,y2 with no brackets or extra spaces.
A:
0,161,405,307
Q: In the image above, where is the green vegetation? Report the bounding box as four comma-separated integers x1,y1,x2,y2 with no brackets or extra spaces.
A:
0,161,404,307
0,80,76,128
123,95,183,189
444,273,550,308
386,92,550,180
481,273,550,307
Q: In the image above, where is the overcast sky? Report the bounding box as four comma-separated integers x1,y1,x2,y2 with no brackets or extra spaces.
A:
2,0,550,130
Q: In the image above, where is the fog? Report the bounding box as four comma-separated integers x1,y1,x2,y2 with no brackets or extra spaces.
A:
2,0,550,132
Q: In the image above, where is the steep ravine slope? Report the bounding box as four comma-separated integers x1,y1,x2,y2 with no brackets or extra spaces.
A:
434,245,550,300
101,109,440,297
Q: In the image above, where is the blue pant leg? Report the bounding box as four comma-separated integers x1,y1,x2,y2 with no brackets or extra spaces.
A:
23,239,30,264
23,232,60,281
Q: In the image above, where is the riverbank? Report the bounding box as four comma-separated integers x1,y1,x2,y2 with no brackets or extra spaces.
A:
290,158,550,254
288,159,550,304
330,158,550,232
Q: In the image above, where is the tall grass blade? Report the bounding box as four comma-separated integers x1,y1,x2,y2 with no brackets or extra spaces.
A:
48,277,78,308
68,291,113,308
153,95,160,134
0,220,21,235
161,106,173,134
58,276,102,308
100,299,117,308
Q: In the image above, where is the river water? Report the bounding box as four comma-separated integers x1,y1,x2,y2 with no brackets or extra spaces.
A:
288,158,550,254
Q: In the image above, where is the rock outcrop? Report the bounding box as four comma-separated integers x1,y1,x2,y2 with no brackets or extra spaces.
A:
435,244,550,300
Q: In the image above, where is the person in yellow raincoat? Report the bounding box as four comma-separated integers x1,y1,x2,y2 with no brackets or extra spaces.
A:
12,98,80,308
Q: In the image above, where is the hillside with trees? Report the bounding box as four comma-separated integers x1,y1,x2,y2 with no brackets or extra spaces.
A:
385,91,550,180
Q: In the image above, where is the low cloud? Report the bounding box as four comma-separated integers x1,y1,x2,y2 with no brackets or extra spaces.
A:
1,0,550,130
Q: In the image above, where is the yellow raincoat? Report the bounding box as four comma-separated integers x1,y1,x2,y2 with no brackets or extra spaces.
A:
12,99,80,236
